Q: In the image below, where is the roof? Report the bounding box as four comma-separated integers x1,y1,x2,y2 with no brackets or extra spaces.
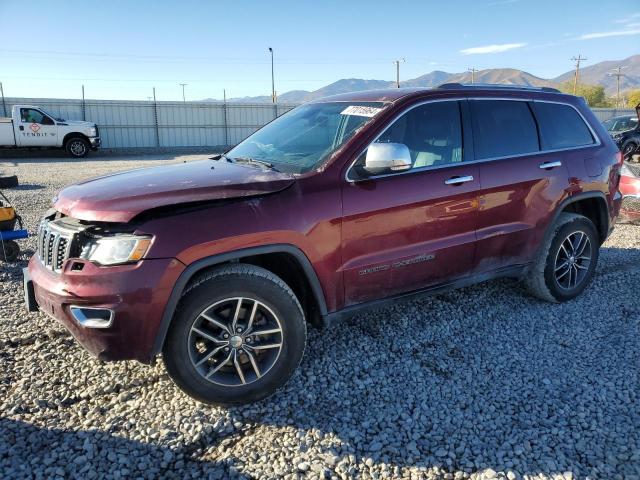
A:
312,83,566,104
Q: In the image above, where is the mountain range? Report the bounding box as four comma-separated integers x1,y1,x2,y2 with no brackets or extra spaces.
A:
204,54,640,104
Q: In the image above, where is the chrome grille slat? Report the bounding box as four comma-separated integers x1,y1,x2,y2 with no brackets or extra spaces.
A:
37,219,77,273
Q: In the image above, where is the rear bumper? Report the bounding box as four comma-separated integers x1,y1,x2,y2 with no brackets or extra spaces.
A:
25,255,184,363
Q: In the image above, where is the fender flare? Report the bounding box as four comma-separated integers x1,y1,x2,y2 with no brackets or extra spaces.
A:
150,244,328,359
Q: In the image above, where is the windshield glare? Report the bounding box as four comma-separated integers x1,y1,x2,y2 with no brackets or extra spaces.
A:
226,102,387,174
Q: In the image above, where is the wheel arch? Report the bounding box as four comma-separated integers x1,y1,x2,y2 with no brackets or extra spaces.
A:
150,244,328,359
62,132,90,147
557,191,609,244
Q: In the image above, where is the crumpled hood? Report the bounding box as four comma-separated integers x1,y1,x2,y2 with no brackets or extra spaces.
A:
54,160,295,222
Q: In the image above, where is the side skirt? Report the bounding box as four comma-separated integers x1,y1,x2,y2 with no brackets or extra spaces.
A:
323,264,529,324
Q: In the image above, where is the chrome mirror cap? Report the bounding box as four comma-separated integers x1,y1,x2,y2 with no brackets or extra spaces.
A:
364,142,412,174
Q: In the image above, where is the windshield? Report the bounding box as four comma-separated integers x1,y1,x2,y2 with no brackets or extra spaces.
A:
226,101,387,174
603,116,638,133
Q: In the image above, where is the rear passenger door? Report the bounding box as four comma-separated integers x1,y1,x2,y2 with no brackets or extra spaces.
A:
471,99,571,272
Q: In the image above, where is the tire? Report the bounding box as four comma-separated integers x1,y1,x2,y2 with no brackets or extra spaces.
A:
0,240,20,262
525,213,599,303
65,137,90,158
0,175,18,188
163,264,307,406
622,141,638,159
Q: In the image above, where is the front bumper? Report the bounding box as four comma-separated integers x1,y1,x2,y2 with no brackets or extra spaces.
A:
89,136,101,149
24,255,184,363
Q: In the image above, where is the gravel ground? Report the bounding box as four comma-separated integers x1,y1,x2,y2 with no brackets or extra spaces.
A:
1,154,639,480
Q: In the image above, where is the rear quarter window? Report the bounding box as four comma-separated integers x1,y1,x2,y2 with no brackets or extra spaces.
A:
531,102,594,150
470,100,539,159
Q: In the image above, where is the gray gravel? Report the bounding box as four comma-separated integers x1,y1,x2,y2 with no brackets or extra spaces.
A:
1,154,639,479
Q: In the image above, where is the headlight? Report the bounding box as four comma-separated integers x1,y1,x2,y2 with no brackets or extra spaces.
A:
89,127,97,137
80,234,152,265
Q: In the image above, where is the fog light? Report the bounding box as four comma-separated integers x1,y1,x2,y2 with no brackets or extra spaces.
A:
70,306,114,329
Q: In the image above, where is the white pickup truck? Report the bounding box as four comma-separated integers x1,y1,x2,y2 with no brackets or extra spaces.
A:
0,105,100,158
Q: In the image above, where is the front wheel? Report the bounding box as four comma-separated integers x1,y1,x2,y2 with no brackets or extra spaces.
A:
163,264,307,406
65,137,90,158
525,213,599,302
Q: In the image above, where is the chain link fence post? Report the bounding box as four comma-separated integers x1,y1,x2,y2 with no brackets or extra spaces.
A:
153,87,160,147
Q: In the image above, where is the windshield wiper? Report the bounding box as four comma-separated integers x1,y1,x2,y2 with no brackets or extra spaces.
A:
210,153,233,162
231,156,279,171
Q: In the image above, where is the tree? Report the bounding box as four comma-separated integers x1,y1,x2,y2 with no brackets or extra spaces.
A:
559,82,612,107
627,89,640,108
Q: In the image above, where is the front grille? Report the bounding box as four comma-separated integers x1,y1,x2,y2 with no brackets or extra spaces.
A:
38,220,77,272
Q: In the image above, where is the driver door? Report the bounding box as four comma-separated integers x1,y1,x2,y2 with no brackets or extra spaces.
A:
17,108,58,146
341,100,480,306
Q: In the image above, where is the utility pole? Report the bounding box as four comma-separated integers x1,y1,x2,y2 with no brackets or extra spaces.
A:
394,58,405,88
571,55,587,95
467,68,479,84
608,66,627,108
1,81,7,117
179,83,187,102
81,85,86,121
268,47,276,103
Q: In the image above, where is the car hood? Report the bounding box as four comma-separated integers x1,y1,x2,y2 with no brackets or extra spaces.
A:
62,120,95,127
54,160,295,222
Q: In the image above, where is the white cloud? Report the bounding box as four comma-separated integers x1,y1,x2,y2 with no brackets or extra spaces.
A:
578,29,640,40
460,43,527,55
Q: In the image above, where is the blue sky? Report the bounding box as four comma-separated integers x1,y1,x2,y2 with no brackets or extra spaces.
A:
0,0,638,101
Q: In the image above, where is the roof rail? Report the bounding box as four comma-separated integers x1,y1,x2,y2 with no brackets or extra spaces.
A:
437,83,561,93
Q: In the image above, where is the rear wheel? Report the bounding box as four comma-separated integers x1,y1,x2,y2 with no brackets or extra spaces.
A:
65,137,90,158
163,264,306,405
525,213,599,302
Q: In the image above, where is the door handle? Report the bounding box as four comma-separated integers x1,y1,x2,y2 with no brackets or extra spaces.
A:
444,175,474,185
19,126,24,131
539,161,562,170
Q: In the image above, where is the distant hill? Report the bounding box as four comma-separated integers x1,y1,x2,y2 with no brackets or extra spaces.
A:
553,54,640,94
202,55,640,103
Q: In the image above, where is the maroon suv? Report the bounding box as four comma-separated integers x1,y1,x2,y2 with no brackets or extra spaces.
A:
24,85,623,405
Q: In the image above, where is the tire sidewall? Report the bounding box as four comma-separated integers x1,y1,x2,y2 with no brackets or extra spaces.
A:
543,217,599,302
622,141,638,158
66,138,89,158
163,272,306,405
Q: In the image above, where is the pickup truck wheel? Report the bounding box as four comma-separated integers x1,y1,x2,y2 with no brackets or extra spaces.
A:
65,138,90,158
525,213,599,302
163,264,306,406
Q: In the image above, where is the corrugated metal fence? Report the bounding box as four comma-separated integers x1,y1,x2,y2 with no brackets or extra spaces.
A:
2,97,297,149
0,97,634,149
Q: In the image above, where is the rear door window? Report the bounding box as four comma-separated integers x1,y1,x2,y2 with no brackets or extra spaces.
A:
470,100,539,159
531,102,594,149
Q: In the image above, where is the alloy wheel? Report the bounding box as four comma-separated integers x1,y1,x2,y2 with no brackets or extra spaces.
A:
188,297,283,387
553,230,592,290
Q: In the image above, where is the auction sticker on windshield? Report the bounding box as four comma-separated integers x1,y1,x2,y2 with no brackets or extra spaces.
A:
341,105,383,117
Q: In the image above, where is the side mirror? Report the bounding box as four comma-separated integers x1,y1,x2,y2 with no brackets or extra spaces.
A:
363,142,412,175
